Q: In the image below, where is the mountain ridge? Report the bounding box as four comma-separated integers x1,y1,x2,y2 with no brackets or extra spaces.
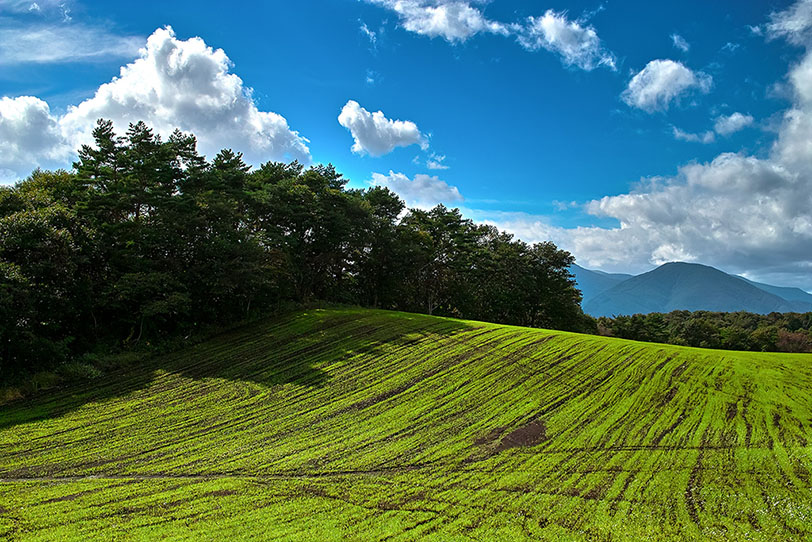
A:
575,261,812,317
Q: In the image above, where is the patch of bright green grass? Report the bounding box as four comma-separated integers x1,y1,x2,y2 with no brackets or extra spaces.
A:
1,308,811,540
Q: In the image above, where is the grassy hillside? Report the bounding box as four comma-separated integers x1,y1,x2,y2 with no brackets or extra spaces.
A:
1,308,811,541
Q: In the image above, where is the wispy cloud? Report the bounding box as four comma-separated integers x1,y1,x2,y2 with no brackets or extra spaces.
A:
671,33,690,52
426,153,449,170
1,0,72,19
672,126,715,143
359,20,378,50
0,24,142,65
767,0,812,44
671,112,755,144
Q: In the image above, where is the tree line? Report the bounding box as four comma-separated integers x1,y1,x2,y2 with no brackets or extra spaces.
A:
0,120,591,378
596,311,812,353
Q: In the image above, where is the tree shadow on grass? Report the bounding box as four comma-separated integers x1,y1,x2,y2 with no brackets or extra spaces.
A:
0,309,476,433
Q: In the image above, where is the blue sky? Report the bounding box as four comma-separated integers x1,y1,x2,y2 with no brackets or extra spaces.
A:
3,0,812,289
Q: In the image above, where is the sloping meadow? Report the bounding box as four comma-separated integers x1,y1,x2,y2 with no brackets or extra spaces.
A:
1,308,811,540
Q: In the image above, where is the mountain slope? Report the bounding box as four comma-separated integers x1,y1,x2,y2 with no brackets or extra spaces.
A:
1,308,811,541
584,262,801,317
740,276,812,311
571,264,632,305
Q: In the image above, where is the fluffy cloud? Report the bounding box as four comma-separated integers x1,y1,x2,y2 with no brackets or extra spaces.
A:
775,51,812,170
714,112,754,135
338,100,428,157
0,96,72,180
0,26,311,182
571,154,807,274
0,24,142,65
60,27,310,164
366,1,616,72
370,171,462,208
622,60,712,112
367,0,507,43
478,150,812,285
671,33,690,52
517,10,616,70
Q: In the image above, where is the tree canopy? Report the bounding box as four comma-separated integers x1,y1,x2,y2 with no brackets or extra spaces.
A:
596,310,812,353
0,120,590,378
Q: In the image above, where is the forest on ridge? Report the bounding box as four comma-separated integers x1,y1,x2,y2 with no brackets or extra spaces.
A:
0,120,589,377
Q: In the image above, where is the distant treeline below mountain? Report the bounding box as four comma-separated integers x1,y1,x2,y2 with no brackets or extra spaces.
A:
595,310,812,353
574,262,812,353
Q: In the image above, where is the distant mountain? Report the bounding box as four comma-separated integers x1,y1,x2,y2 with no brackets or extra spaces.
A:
739,277,812,311
582,262,809,317
571,264,632,306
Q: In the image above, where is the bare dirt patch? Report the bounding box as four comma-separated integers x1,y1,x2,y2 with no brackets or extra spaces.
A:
474,427,505,446
496,420,547,452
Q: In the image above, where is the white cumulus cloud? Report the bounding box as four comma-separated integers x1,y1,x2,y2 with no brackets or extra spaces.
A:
366,1,615,72
0,26,311,183
367,0,507,43
517,10,616,70
622,59,712,112
573,154,805,274
338,100,428,157
0,96,72,180
714,112,755,135
370,171,462,208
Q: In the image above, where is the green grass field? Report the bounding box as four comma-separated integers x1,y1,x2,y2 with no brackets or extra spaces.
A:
1,308,811,541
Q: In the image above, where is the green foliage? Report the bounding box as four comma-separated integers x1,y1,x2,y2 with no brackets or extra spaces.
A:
0,308,810,540
57,360,103,381
1,120,588,378
598,310,812,353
